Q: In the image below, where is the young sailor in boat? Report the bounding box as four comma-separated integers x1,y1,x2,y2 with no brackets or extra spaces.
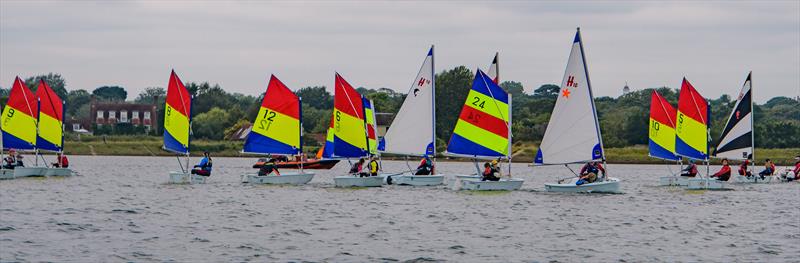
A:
51,153,69,168
368,156,379,177
350,158,369,177
191,151,213,176
680,160,698,177
758,159,776,178
576,161,604,185
710,158,731,181
790,156,800,181
481,162,500,181
738,159,752,177
3,149,19,169
257,158,281,176
490,159,501,176
414,155,434,175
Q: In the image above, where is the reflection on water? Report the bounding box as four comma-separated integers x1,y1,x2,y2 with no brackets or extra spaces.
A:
0,156,798,262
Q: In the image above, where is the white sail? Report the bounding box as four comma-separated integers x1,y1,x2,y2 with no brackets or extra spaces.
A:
487,52,499,84
380,47,435,156
714,72,753,160
535,29,604,165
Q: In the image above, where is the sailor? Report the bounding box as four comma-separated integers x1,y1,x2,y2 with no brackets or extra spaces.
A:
191,151,213,176
481,162,500,181
792,156,800,181
3,149,18,169
576,161,604,185
52,152,69,168
757,159,775,178
738,159,752,177
710,158,731,181
490,159,501,177
415,155,434,175
368,156,379,177
680,160,698,177
351,158,368,177
258,158,280,176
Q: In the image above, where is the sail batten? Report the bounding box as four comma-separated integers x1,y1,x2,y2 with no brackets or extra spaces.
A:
535,29,603,165
714,72,753,160
1,77,38,151
380,47,435,156
648,90,680,161
243,75,301,155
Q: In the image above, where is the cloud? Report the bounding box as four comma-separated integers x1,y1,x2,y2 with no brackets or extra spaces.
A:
1,1,798,103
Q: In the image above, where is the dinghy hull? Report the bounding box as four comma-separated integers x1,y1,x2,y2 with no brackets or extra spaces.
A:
13,167,46,178
733,175,774,184
545,177,621,193
334,176,383,187
244,172,314,185
169,171,206,184
659,176,690,186
392,174,445,186
461,178,524,191
44,168,73,177
687,178,730,190
0,169,14,180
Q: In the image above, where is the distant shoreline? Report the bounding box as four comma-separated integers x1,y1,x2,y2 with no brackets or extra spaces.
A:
33,136,798,166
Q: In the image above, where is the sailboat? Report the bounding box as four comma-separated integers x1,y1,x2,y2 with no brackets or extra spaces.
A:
649,90,686,186
1,77,45,179
674,79,725,190
536,28,621,193
378,46,444,186
331,73,383,187
163,70,204,184
35,79,72,176
241,75,315,184
715,73,767,183
447,69,523,191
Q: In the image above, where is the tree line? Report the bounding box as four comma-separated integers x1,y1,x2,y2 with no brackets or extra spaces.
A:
1,69,798,149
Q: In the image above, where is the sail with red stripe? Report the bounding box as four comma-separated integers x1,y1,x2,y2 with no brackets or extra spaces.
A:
162,70,192,154
675,78,709,161
648,90,679,161
243,75,301,155
446,69,510,158
363,98,378,155
332,73,368,158
1,77,38,151
35,80,65,152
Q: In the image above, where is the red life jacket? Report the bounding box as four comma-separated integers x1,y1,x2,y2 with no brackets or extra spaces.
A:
61,155,69,167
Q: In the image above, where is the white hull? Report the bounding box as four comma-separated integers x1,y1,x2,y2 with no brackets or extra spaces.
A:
455,174,481,180
334,176,383,187
733,175,774,184
390,174,445,186
659,176,691,186
14,167,46,178
169,171,206,184
687,178,730,190
0,169,14,180
545,177,621,193
460,178,524,191
244,172,314,185
44,168,73,177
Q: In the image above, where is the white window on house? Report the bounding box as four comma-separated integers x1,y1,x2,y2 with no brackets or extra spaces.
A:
132,110,139,119
120,110,128,123
96,110,104,123
143,111,151,120
109,110,116,120
73,123,81,130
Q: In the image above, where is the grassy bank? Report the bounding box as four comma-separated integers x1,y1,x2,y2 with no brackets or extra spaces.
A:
58,135,798,165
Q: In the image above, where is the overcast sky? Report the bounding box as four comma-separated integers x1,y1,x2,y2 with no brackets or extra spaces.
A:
1,1,798,103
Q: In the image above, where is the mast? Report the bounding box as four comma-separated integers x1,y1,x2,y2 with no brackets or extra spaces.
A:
507,93,512,177
577,27,607,177
495,52,500,83
749,72,755,173
431,45,437,171
35,98,41,166
299,96,304,172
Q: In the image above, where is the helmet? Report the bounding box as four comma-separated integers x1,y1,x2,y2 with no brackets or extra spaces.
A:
491,160,498,165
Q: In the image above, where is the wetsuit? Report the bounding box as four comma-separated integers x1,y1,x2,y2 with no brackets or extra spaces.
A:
258,162,279,176
191,157,212,176
482,166,500,181
415,157,433,175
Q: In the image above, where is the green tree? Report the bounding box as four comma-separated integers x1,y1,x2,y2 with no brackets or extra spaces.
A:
66,89,92,118
135,87,166,104
25,73,67,99
93,86,127,101
192,107,232,140
434,66,473,141
296,86,332,110
533,84,560,99
500,81,525,98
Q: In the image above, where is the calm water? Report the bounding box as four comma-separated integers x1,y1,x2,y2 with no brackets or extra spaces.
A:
1,156,798,262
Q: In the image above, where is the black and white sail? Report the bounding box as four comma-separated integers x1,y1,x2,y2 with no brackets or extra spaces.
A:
714,72,753,160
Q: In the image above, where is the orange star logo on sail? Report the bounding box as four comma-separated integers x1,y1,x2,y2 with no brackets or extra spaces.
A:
562,88,571,98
